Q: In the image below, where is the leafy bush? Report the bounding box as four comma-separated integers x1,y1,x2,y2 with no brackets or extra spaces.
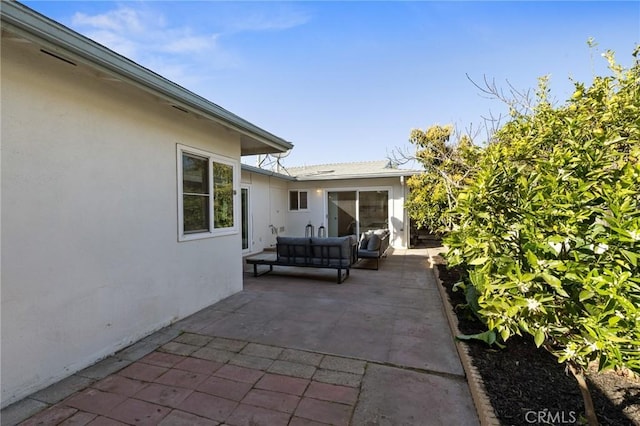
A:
444,48,639,423
446,48,639,373
405,125,482,233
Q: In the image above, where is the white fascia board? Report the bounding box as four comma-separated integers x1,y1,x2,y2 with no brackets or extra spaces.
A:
240,164,421,182
293,171,422,181
1,1,293,154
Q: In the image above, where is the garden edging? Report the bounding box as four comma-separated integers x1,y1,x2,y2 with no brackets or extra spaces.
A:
429,252,500,426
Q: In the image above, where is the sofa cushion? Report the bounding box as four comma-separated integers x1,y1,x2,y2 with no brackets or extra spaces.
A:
277,237,311,259
310,257,351,268
311,237,351,260
367,234,381,251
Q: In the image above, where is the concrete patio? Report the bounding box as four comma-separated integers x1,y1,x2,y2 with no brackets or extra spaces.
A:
2,248,479,425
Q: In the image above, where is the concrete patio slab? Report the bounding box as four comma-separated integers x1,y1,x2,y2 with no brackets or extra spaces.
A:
352,363,478,426
2,248,479,425
227,249,464,376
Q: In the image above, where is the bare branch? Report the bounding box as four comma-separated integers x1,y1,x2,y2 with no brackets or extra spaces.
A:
467,73,538,117
387,146,417,166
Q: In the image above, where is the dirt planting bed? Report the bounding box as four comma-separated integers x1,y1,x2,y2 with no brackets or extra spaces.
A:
437,263,640,426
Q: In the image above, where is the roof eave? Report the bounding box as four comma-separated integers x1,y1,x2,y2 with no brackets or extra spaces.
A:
1,1,293,155
241,164,296,181
293,170,422,181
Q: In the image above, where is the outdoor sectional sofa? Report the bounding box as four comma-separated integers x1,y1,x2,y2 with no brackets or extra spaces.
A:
246,235,357,283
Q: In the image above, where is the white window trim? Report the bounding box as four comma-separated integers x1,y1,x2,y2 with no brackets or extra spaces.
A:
177,144,240,242
289,190,309,212
241,184,252,254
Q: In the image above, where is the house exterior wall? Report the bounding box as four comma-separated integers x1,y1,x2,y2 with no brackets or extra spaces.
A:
240,171,289,253
286,178,408,248
284,184,326,238
1,39,243,407
240,174,409,249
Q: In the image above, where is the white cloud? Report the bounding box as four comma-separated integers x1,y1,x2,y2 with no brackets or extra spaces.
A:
69,5,229,87
82,29,139,58
72,7,154,34
72,5,210,56
66,3,310,92
163,34,219,54
224,7,311,33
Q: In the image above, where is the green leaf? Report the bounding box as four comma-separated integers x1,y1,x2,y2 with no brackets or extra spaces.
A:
452,281,466,292
464,284,482,318
525,250,539,268
608,316,622,327
500,328,511,342
542,272,569,297
534,328,545,347
579,290,594,301
621,249,638,267
468,257,489,266
456,330,497,346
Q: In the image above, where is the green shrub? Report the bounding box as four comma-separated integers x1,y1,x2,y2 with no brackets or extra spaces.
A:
405,125,482,233
444,49,639,425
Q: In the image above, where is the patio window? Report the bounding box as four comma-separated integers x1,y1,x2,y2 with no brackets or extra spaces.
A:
177,145,239,241
289,190,308,211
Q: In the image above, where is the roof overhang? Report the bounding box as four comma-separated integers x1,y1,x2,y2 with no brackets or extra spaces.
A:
241,163,296,181
1,1,293,156
241,163,421,182
292,170,421,181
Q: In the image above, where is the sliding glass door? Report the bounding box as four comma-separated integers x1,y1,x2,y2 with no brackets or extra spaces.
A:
327,191,357,237
359,190,389,233
327,189,389,237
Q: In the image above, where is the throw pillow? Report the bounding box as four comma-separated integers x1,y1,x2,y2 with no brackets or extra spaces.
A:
367,234,381,251
359,232,369,250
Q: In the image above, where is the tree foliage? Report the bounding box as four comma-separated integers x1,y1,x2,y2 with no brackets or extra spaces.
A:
404,125,482,233
401,46,640,424
444,47,640,380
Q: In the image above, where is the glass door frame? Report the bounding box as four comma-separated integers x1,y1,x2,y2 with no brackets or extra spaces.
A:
324,186,392,238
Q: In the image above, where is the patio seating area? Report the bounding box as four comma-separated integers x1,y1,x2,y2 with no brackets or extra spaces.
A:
246,235,357,284
2,248,479,425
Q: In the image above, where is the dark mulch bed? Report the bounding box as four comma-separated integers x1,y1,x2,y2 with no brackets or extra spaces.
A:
437,263,640,426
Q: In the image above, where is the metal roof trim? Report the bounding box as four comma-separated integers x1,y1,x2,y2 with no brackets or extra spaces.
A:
241,163,421,182
292,170,421,181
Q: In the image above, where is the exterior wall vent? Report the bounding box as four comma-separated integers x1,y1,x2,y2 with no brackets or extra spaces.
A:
171,105,189,114
40,49,76,66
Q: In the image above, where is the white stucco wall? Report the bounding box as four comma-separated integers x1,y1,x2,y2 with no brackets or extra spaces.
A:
242,170,409,253
239,173,409,249
287,178,408,248
1,39,244,406
283,183,328,238
240,171,290,253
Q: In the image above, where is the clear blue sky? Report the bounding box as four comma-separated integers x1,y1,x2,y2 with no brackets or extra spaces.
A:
22,1,640,167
